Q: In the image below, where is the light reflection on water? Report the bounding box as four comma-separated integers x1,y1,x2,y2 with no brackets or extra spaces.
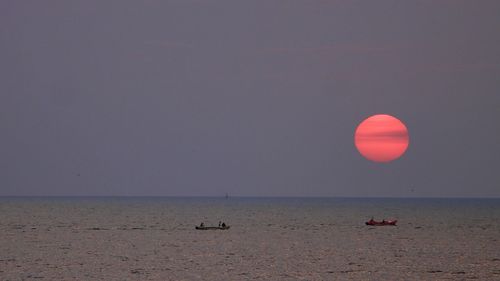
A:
1,197,499,280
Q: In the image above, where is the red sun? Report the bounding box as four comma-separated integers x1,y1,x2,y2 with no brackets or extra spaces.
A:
354,114,409,163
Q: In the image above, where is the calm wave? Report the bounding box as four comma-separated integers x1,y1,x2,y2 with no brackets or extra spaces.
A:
1,197,499,280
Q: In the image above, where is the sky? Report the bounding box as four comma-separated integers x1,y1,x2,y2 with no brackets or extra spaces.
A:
1,1,499,197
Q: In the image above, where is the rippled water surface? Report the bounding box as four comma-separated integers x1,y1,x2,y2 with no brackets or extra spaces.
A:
1,197,500,280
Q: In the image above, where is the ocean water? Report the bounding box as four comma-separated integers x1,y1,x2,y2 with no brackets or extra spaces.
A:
1,197,500,280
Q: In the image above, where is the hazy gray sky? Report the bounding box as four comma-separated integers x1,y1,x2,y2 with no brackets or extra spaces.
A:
1,1,499,197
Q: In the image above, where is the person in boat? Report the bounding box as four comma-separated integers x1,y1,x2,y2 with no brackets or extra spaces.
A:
200,222,205,227
221,222,226,228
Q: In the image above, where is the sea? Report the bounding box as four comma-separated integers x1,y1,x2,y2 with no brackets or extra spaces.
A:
1,197,499,280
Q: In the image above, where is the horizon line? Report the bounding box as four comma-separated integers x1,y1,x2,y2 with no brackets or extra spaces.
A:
1,195,499,199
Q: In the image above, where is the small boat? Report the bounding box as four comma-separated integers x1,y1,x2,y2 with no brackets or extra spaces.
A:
195,225,230,230
365,219,397,226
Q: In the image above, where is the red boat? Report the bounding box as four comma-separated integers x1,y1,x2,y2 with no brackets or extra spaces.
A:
365,218,397,226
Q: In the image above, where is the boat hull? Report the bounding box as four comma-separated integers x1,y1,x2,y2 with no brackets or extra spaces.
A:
195,226,230,230
365,220,397,226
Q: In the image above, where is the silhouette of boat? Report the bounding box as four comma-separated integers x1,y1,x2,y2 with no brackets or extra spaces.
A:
195,225,230,230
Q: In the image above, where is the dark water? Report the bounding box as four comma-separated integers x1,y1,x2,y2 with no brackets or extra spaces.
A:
1,197,500,280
